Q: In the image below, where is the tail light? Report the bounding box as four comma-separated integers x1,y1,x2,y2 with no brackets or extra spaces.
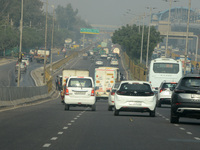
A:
91,89,95,96
174,89,185,93
65,88,69,95
111,92,115,95
160,88,165,93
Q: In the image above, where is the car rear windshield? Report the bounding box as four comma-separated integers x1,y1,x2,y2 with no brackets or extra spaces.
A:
162,83,177,89
180,77,200,88
153,63,179,74
117,83,153,96
68,78,92,88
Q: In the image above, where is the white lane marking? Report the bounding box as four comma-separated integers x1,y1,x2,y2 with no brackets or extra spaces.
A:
43,143,51,147
71,120,75,123
68,123,72,126
58,132,63,135
174,124,179,127
165,118,169,121
74,118,78,120
51,137,58,140
194,137,200,140
180,127,185,130
187,132,192,135
63,127,68,129
77,116,80,118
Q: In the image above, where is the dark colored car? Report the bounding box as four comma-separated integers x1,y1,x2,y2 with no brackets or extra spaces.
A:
170,76,200,123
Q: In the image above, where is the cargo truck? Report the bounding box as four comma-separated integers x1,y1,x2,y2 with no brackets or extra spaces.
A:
94,67,120,100
34,49,50,63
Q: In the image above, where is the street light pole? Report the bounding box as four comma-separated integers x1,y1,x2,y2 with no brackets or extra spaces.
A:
43,0,48,84
146,7,152,68
165,0,172,57
184,0,191,75
140,13,145,64
17,0,23,87
50,5,55,75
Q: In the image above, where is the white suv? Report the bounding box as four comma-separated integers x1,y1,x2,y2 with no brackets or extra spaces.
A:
64,76,96,111
114,81,156,116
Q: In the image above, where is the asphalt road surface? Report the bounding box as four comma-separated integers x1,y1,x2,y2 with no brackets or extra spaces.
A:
0,54,200,150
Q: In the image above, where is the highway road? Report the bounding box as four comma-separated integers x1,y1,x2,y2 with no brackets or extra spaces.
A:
0,51,67,87
0,54,200,150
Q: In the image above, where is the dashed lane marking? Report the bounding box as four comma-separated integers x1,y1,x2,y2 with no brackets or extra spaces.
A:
194,137,200,140
58,132,63,135
180,127,185,130
63,127,68,129
71,120,75,123
51,137,58,140
43,143,51,147
187,132,192,135
68,123,72,126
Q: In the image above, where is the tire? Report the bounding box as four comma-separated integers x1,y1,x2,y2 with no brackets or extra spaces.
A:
114,107,119,116
149,109,156,117
64,104,69,111
108,106,112,111
170,109,179,123
91,104,96,111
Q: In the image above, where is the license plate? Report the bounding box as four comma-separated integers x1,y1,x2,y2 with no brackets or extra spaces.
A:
191,94,200,98
129,102,141,106
75,92,85,95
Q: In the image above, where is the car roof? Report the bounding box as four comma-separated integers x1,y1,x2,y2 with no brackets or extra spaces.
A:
120,80,150,85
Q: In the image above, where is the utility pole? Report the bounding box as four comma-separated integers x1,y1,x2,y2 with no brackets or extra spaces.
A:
165,0,172,57
43,0,48,84
146,7,152,68
140,13,145,64
17,0,23,87
184,0,191,75
50,5,55,75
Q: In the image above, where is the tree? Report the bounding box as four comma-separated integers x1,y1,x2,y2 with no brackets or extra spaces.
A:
112,24,163,64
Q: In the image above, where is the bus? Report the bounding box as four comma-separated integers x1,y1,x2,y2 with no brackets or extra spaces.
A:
148,58,183,91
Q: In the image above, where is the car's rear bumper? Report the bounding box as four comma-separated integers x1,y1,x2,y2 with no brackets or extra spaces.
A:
64,96,96,106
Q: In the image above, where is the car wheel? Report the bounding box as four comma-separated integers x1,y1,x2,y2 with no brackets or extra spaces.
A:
91,104,96,111
64,104,69,111
108,106,112,111
114,107,119,116
170,110,179,123
149,109,156,117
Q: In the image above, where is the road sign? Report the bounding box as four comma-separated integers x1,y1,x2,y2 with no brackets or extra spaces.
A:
80,28,99,34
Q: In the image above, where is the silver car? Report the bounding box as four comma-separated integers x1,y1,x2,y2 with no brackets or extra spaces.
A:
108,82,120,111
157,81,177,107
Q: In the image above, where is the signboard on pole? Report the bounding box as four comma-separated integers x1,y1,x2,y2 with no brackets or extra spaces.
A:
80,28,99,34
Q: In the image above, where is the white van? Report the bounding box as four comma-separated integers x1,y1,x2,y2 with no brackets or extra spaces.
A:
64,76,96,111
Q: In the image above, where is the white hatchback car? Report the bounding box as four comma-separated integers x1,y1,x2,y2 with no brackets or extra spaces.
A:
157,81,177,107
114,81,156,116
64,76,96,111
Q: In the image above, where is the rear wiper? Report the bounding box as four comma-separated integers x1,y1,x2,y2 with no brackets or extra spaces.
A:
78,81,83,89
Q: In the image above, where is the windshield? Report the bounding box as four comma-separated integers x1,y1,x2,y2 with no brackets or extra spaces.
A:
68,78,92,88
153,63,179,74
180,78,200,88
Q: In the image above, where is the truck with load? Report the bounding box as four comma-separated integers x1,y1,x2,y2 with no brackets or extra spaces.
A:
62,69,90,87
94,67,120,100
34,49,50,63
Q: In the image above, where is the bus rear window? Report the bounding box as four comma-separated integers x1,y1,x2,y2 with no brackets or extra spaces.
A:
153,63,179,74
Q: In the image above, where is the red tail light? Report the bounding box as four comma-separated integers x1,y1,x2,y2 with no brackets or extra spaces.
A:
65,88,69,95
111,92,115,95
160,88,166,93
91,89,95,96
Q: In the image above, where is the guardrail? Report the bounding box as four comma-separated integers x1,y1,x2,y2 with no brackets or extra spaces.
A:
123,52,147,81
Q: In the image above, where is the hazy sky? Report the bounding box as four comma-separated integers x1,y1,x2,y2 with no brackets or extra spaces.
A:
48,0,200,25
